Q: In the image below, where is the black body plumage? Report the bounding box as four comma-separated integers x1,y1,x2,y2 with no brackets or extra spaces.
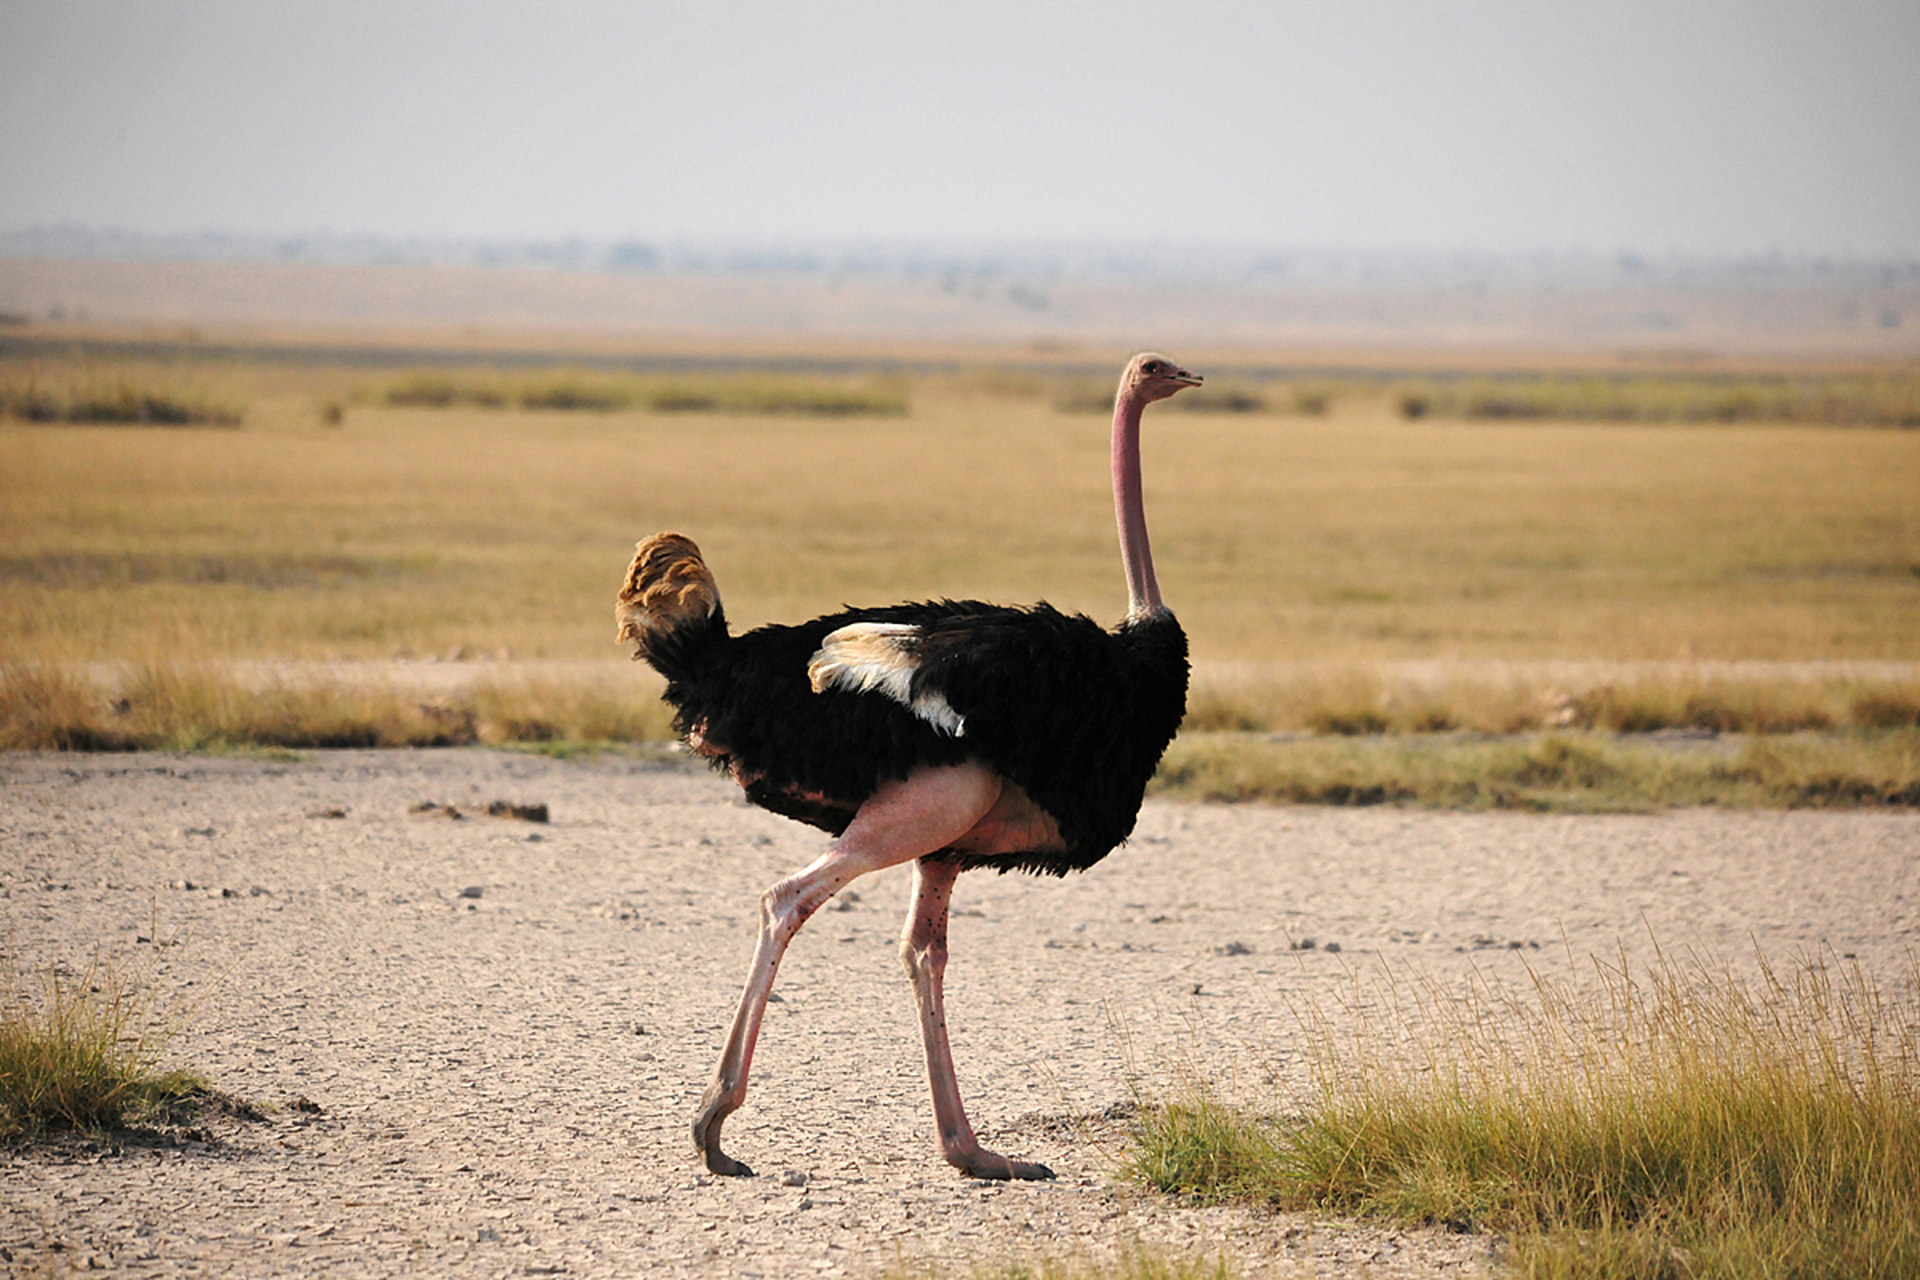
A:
640,597,1188,876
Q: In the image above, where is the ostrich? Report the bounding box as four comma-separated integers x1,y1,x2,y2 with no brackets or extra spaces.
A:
616,352,1201,1180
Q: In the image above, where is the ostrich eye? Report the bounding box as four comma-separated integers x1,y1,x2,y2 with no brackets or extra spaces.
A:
1142,360,1163,375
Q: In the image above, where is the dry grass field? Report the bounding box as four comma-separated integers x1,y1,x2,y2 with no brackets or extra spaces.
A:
2,332,1917,805
4,343,1915,668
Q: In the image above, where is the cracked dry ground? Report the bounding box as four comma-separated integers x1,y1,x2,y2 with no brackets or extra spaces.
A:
4,749,1915,1277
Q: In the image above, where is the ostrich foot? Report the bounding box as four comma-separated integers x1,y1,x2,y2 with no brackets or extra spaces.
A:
704,1148,755,1178
945,1142,1056,1181
693,1089,754,1177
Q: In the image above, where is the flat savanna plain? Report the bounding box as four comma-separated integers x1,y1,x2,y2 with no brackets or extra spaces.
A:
2,317,1919,1277
3,335,1916,670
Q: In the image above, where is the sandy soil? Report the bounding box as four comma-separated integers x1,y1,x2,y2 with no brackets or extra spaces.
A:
3,748,1916,1278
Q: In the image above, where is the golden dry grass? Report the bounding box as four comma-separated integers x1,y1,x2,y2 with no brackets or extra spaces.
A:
1129,945,1920,1278
2,347,1915,670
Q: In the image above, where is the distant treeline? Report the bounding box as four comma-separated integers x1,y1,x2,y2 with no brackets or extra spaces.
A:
1393,372,1920,427
0,364,241,426
366,368,909,417
1052,369,1920,427
7,351,1918,430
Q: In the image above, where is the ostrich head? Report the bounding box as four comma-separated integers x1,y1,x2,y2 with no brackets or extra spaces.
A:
1120,352,1203,405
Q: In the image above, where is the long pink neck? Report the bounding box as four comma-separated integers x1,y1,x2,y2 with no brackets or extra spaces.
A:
1112,390,1163,620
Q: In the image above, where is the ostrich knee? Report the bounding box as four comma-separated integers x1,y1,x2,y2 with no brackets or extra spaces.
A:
901,927,947,983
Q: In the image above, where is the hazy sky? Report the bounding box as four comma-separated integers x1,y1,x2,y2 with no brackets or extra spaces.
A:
4,0,1918,257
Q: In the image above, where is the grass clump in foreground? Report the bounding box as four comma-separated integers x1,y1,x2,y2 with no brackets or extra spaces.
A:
1129,946,1920,1279
0,948,211,1140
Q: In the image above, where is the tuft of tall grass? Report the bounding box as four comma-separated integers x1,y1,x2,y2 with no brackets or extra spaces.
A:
0,948,210,1139
1,362,243,426
1130,946,1920,1279
367,367,909,416
1392,372,1920,427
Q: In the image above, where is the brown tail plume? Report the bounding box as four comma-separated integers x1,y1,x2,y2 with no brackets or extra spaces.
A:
617,532,722,661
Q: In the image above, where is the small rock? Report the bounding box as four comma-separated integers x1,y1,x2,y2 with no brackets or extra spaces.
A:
1215,941,1253,956
1325,941,1342,953
1291,938,1316,951
458,885,484,900
779,1170,807,1186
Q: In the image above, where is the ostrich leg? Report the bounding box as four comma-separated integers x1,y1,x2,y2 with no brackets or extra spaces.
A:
693,763,1005,1176
902,857,1055,1180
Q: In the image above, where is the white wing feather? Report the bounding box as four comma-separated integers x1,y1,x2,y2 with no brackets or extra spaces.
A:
806,622,966,736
